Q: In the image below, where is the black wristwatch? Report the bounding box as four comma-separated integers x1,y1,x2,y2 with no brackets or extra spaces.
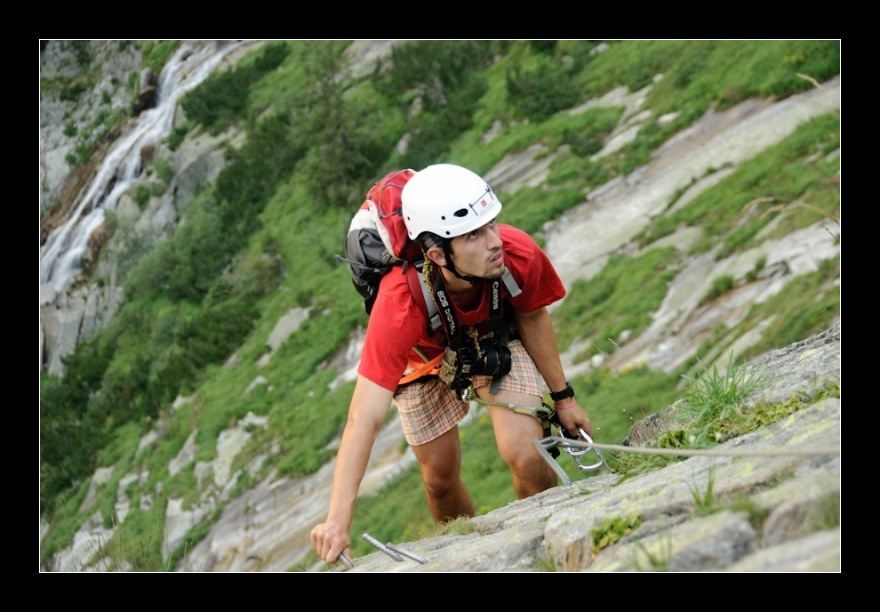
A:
549,381,575,402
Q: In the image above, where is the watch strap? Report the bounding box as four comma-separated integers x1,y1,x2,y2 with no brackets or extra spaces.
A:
549,381,574,402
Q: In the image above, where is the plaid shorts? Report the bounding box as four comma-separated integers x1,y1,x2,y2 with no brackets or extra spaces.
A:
393,339,543,446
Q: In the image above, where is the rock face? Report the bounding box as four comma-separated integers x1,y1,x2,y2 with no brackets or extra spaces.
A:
39,41,144,376
39,41,144,217
319,323,840,573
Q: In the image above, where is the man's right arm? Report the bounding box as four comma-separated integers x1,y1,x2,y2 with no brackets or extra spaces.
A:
310,375,395,565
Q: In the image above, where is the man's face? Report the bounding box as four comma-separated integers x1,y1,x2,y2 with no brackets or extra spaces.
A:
448,220,504,280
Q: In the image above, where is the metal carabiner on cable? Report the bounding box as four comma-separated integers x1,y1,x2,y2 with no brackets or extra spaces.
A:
559,427,606,472
532,428,605,486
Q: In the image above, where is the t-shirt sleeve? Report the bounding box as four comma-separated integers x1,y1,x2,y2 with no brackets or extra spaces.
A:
500,225,566,312
358,268,428,391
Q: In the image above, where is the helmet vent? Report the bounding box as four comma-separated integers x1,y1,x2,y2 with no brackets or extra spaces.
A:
453,208,469,218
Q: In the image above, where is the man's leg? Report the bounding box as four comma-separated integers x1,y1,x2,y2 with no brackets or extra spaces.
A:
472,340,559,499
485,397,558,498
410,425,475,523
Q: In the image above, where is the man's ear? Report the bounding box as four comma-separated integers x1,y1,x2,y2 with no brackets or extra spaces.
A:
426,245,447,267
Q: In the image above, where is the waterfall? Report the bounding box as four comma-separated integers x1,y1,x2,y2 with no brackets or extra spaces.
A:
39,40,253,294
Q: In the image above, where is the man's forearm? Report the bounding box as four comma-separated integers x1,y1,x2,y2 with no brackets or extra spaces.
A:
515,307,567,392
325,375,394,527
325,425,374,527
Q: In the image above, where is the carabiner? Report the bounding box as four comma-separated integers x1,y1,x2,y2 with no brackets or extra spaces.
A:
559,427,606,472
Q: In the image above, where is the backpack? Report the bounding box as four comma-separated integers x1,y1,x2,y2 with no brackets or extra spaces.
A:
337,169,442,334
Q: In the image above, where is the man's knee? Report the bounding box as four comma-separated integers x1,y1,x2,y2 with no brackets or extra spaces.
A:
420,467,459,496
499,441,556,485
415,447,461,496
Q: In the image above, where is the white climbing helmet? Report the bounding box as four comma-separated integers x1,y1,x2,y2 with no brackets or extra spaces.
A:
401,164,502,240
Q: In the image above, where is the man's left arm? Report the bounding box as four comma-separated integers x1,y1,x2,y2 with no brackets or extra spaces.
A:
514,306,593,437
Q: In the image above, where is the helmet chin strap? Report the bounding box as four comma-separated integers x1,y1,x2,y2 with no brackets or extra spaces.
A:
448,265,482,285
442,245,482,285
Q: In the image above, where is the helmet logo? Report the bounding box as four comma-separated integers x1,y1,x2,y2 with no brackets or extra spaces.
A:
468,186,494,218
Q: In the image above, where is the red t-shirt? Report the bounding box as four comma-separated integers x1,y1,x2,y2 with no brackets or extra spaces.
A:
358,224,566,391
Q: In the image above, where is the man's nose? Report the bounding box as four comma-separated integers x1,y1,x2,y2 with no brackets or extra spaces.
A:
487,225,503,249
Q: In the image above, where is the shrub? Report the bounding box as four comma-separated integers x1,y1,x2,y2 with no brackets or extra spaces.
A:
506,55,583,122
133,184,151,209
